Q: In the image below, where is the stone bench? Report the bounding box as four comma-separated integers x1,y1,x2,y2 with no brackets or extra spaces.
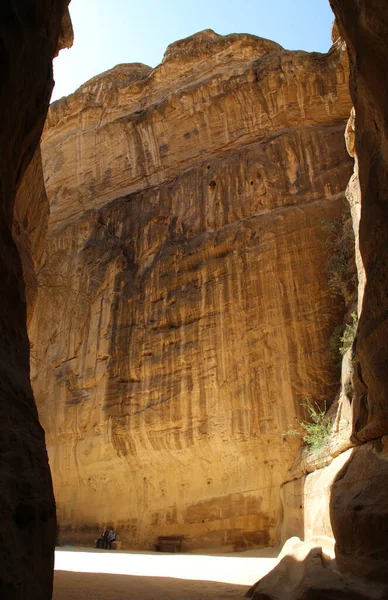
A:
154,535,185,553
111,540,122,550
95,539,121,550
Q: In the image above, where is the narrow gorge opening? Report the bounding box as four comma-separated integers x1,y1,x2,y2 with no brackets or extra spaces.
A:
23,7,360,584
2,2,388,599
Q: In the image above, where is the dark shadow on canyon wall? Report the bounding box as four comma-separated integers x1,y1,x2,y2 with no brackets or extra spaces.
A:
1,0,388,598
328,0,388,584
0,1,71,598
330,441,388,583
329,2,388,442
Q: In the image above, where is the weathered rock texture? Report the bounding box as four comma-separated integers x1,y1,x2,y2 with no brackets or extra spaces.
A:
31,30,353,549
331,438,388,583
328,0,388,585
259,4,388,597
13,149,50,324
280,449,353,555
0,1,71,598
246,537,386,600
329,1,388,444
269,439,388,599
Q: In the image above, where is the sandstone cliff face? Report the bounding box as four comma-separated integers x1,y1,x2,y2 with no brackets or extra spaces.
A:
31,30,353,549
328,0,388,584
270,5,388,597
0,1,71,598
330,0,388,445
13,149,50,324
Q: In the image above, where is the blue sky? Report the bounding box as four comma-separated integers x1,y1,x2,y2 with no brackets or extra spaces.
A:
52,0,335,101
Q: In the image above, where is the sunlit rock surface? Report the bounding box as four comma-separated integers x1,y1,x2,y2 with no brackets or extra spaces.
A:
246,536,386,600
31,30,353,548
254,3,388,595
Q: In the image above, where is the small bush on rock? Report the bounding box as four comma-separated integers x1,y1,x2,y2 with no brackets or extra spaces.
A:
340,312,358,355
284,399,332,453
319,213,356,303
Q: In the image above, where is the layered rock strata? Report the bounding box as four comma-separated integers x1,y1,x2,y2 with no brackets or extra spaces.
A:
31,30,353,549
0,1,72,598
258,4,388,597
13,149,50,324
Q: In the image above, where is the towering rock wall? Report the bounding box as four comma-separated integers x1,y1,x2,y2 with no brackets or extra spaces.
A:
13,149,50,324
253,5,388,597
328,0,388,584
0,1,72,598
31,30,353,549
329,0,388,444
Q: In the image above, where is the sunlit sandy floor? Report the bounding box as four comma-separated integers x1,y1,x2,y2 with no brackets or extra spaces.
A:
53,546,278,599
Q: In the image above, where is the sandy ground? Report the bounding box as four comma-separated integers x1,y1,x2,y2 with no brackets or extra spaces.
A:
54,571,247,599
53,547,278,599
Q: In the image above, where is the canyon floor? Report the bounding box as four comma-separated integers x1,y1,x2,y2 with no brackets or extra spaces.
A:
53,546,279,599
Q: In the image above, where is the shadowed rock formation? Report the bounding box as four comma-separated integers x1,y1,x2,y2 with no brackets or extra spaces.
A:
0,1,72,597
249,3,388,597
13,149,50,324
1,0,388,596
246,537,385,600
328,0,388,584
30,30,353,549
329,1,388,443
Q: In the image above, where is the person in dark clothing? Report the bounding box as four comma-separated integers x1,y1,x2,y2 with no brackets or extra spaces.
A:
96,527,108,549
106,527,116,549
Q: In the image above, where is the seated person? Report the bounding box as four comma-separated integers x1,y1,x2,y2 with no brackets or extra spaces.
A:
106,527,116,549
95,527,108,549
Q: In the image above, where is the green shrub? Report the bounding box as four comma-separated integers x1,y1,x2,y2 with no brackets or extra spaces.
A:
319,213,356,302
284,399,332,453
340,312,358,355
328,324,345,368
